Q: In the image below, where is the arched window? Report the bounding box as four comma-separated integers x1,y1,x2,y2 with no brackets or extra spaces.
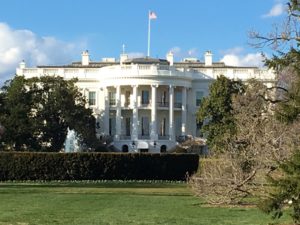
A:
122,145,129,153
160,145,167,153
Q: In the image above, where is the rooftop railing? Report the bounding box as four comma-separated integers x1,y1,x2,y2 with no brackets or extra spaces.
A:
20,65,276,81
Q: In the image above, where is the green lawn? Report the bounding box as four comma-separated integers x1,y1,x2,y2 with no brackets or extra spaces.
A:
0,181,291,225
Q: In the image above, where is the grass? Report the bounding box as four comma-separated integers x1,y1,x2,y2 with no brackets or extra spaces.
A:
0,181,292,225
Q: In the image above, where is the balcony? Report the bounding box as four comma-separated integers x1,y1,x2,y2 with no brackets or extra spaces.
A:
109,100,182,110
157,102,168,108
138,135,150,140
119,135,131,140
109,99,116,106
158,135,170,140
140,100,150,108
174,102,182,108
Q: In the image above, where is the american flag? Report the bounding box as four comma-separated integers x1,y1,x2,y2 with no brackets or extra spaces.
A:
149,11,157,20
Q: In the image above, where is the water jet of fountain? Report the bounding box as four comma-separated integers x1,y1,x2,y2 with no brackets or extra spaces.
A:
64,128,80,152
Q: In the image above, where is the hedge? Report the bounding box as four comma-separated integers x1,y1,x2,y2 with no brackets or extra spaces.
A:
0,152,199,181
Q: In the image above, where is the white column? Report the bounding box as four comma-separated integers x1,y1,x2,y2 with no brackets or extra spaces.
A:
96,89,99,108
150,85,158,140
84,88,89,107
103,87,110,136
181,87,187,135
83,88,87,98
169,85,174,141
131,85,138,141
115,85,121,140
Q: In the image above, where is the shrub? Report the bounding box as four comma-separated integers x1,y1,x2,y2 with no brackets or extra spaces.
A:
0,152,199,181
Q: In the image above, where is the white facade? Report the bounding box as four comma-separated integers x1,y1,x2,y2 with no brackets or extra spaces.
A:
16,51,276,153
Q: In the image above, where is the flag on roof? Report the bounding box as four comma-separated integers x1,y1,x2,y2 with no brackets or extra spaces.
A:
149,11,157,20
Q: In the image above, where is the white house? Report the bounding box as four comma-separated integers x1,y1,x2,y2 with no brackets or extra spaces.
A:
16,50,276,153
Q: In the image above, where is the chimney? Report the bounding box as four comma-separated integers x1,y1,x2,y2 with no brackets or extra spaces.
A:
16,60,26,76
81,50,90,66
204,51,213,66
19,60,26,69
120,53,128,65
166,52,174,66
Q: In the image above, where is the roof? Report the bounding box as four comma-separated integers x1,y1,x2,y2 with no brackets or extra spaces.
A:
123,57,169,65
37,61,118,68
174,61,257,69
37,58,258,69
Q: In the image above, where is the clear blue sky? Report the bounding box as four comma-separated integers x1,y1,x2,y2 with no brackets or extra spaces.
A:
0,0,287,82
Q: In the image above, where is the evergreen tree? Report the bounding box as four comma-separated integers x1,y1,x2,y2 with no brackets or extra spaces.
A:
260,149,300,224
197,75,244,153
0,75,97,151
254,1,300,222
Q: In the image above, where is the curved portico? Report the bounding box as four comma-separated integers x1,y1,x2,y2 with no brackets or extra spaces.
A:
96,58,196,152
102,83,190,152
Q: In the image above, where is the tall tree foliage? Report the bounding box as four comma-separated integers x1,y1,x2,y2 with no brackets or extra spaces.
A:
251,0,300,223
0,75,97,152
260,150,300,223
261,50,300,225
197,75,244,153
0,76,38,150
266,49,300,123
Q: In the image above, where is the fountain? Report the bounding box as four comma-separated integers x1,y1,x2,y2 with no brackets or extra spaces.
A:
64,128,80,152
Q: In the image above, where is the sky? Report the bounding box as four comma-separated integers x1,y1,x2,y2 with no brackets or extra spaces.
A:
0,0,288,83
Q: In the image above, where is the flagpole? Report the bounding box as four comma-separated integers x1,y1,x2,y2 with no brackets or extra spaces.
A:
147,10,151,57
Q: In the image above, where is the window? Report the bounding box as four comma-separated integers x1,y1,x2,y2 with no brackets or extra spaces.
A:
175,92,182,108
161,91,167,105
122,145,129,153
196,91,204,106
141,117,149,136
175,116,182,136
142,90,149,105
125,91,130,106
88,91,96,106
109,118,116,136
160,145,167,153
160,118,166,136
109,92,116,106
125,117,131,136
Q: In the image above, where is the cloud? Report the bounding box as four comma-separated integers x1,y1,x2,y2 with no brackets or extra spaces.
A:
187,48,198,57
262,3,286,18
169,46,181,54
220,47,244,55
168,46,198,59
127,52,145,59
220,47,266,67
0,22,86,84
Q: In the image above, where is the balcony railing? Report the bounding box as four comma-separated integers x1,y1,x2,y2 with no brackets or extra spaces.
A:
138,135,150,140
109,99,116,106
158,135,170,140
109,101,183,109
119,135,131,140
140,102,150,107
157,102,169,107
115,135,173,140
174,102,182,108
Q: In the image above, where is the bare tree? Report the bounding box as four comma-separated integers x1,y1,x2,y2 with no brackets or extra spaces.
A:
189,80,299,205
249,1,300,51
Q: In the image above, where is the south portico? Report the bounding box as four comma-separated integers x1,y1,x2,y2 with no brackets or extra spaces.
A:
99,83,190,153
